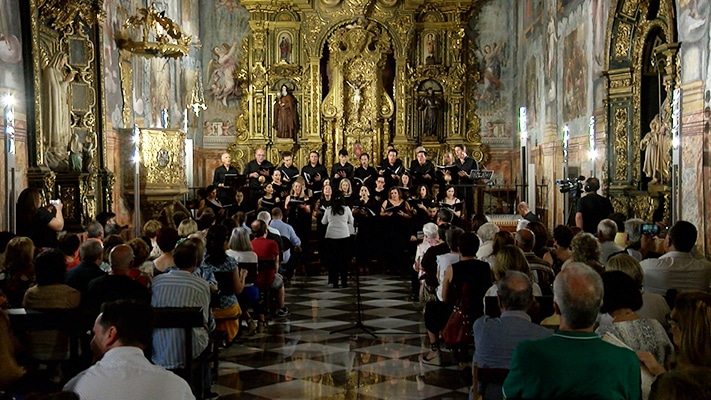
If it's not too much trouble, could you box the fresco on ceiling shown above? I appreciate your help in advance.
[562,24,587,122]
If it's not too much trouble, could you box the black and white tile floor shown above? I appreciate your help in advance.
[213,275,471,399]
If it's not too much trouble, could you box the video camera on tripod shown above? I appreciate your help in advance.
[556,176,586,197]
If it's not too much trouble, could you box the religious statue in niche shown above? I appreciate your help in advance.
[273,84,298,140]
[41,51,76,162]
[418,88,445,143]
[279,34,291,63]
[640,114,670,184]
[208,42,240,107]
[425,33,436,65]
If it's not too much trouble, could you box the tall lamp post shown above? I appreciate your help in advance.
[519,107,528,203]
[670,88,681,224]
[132,124,141,238]
[3,94,16,233]
[589,116,597,178]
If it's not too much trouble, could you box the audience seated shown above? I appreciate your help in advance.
[151,240,215,399]
[597,218,624,264]
[487,245,543,297]
[567,232,604,273]
[473,271,552,400]
[202,225,245,343]
[0,236,36,308]
[605,253,670,329]
[178,219,199,238]
[502,262,641,400]
[638,291,711,399]
[269,207,301,280]
[142,220,163,260]
[125,238,152,287]
[434,227,464,302]
[84,245,151,318]
[419,223,450,297]
[249,220,289,318]
[421,232,491,365]
[595,271,673,369]
[542,225,573,274]
[22,249,81,362]
[482,230,514,271]
[0,309,26,390]
[413,223,439,302]
[99,235,124,273]
[515,228,554,294]
[58,234,80,271]
[65,240,105,296]
[152,227,180,276]
[475,222,499,261]
[640,220,711,296]
[85,222,104,245]
[525,221,551,259]
[64,300,194,400]
[0,231,17,269]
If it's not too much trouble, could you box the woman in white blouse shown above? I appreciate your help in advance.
[321,195,354,288]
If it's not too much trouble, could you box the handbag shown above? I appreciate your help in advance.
[441,282,473,346]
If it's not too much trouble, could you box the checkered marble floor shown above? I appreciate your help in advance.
[213,275,472,399]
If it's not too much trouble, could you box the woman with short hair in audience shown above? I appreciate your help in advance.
[483,230,515,271]
[126,238,153,288]
[152,227,179,276]
[566,232,604,273]
[639,291,711,399]
[542,225,573,274]
[0,237,36,308]
[605,253,670,328]
[203,225,245,343]
[177,218,198,238]
[23,248,80,363]
[142,219,163,260]
[226,227,261,334]
[440,185,462,218]
[413,223,440,303]
[99,234,124,273]
[486,244,543,297]
[596,271,673,368]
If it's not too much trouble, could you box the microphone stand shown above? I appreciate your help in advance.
[331,231,376,338]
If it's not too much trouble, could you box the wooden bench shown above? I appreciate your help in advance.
[7,308,86,364]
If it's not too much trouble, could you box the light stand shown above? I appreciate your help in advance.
[670,88,681,224]
[132,125,141,238]
[3,94,16,233]
[562,124,571,225]
[519,107,528,203]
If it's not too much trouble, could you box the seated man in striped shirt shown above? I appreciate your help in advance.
[151,240,216,399]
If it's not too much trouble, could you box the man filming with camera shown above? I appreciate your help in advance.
[575,177,613,234]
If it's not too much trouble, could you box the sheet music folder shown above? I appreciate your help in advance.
[224,174,246,187]
[469,170,494,181]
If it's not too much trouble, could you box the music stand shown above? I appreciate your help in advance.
[224,173,246,188]
[469,169,494,181]
[331,258,377,338]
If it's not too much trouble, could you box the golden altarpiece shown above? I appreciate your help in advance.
[25,0,113,231]
[603,0,679,223]
[229,0,489,170]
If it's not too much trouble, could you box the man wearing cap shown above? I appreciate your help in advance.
[409,147,435,188]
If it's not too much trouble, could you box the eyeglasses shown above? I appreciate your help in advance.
[665,313,678,329]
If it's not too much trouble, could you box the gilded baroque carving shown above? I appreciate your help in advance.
[611,196,629,215]
[139,129,187,187]
[610,78,631,88]
[621,0,639,16]
[614,23,632,59]
[630,195,657,221]
[40,0,103,33]
[614,108,629,181]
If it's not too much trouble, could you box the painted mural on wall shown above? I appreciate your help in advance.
[0,0,24,94]
[200,0,250,140]
[469,1,516,149]
[675,0,709,83]
[545,13,558,111]
[525,56,539,129]
[102,0,127,130]
[562,25,587,122]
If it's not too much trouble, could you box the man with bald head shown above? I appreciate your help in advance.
[473,271,552,397]
[502,263,641,400]
[85,244,151,317]
[516,201,539,223]
[243,148,274,206]
[213,152,238,205]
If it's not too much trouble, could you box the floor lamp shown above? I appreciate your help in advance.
[3,94,16,233]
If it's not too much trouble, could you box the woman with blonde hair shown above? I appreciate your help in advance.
[486,244,543,296]
[177,218,198,238]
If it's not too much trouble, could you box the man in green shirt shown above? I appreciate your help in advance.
[502,262,641,400]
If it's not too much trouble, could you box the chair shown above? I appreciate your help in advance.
[152,307,215,398]
[256,259,278,315]
[472,362,509,400]
[7,308,84,363]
